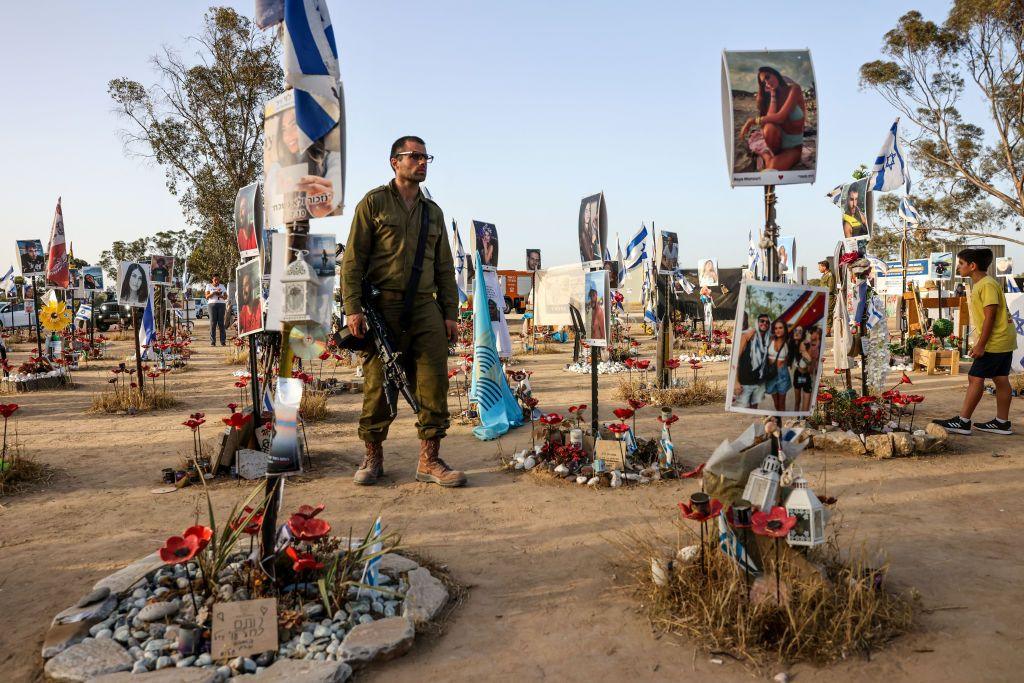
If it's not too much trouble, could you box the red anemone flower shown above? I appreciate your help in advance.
[623,358,636,368]
[901,372,912,384]
[568,404,587,414]
[817,392,832,403]
[285,546,324,573]
[447,368,459,379]
[318,351,331,361]
[0,404,19,418]
[678,498,723,523]
[626,398,647,410]
[635,360,651,370]
[227,403,239,413]
[908,394,925,404]
[183,525,212,552]
[881,389,899,400]
[287,515,331,541]
[751,507,797,538]
[294,503,325,519]
[657,414,679,426]
[853,396,876,406]
[665,358,681,369]
[539,413,564,426]
[158,535,200,564]
[229,506,263,534]
[613,408,634,420]
[524,397,539,409]
[680,463,705,479]
[606,422,630,436]
[223,412,252,429]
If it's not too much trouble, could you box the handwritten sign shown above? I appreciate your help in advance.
[211,598,278,660]
[595,440,626,471]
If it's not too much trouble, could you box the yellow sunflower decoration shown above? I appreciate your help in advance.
[40,300,73,332]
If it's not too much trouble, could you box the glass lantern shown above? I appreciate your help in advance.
[281,258,318,324]
[784,472,826,547]
[742,451,781,511]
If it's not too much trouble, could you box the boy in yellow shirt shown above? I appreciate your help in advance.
[934,248,1016,435]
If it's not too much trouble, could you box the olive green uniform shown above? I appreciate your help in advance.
[820,269,836,331]
[341,180,458,443]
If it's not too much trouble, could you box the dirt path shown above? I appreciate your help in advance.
[1,325,1022,682]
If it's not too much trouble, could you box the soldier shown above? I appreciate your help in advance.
[341,136,465,488]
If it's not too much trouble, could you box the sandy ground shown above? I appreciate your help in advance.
[1,321,1023,683]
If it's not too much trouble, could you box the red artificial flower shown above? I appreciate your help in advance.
[623,358,635,368]
[539,413,564,426]
[234,380,249,389]
[287,515,331,541]
[678,498,723,523]
[568,404,587,414]
[294,504,325,519]
[613,408,634,420]
[146,372,160,379]
[680,463,705,479]
[183,525,212,552]
[901,372,912,385]
[285,546,324,573]
[908,394,925,404]
[853,396,876,406]
[227,403,239,413]
[182,418,205,431]
[839,251,860,265]
[881,389,899,400]
[607,422,630,436]
[222,412,252,429]
[318,351,331,361]
[229,506,263,535]
[817,392,832,404]
[635,360,651,370]
[627,398,647,410]
[0,404,19,418]
[524,396,539,409]
[665,358,681,369]
[630,340,640,347]
[447,368,459,379]
[751,507,797,539]
[158,535,200,564]
[657,414,679,426]
[130,382,138,388]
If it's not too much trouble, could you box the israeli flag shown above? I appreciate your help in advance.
[0,265,12,285]
[747,229,761,275]
[870,119,910,193]
[469,252,523,440]
[615,238,626,286]
[452,220,468,304]
[138,291,156,360]
[898,196,920,226]
[283,0,341,154]
[1008,277,1021,293]
[359,516,383,597]
[75,303,92,323]
[642,263,657,323]
[826,184,844,207]
[677,275,695,294]
[624,224,648,271]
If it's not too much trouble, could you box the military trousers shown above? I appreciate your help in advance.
[358,294,450,443]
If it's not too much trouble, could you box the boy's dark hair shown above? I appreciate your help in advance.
[818,259,830,269]
[957,247,993,271]
[390,135,425,159]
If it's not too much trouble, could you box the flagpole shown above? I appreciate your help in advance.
[900,217,908,346]
[32,276,42,358]
[132,307,145,393]
[89,291,95,351]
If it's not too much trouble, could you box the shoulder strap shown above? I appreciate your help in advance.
[400,201,431,332]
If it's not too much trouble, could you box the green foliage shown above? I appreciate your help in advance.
[108,7,282,283]
[859,4,1024,241]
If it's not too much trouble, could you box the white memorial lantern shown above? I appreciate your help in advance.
[742,451,781,511]
[784,471,826,547]
[281,257,318,324]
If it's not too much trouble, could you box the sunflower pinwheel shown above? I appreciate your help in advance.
[39,300,73,332]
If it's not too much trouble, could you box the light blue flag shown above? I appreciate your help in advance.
[615,237,626,286]
[870,119,910,192]
[359,516,383,598]
[283,0,341,154]
[0,265,13,284]
[1007,277,1020,293]
[75,302,92,323]
[469,252,523,440]
[624,224,648,271]
[138,290,156,360]
[898,196,920,225]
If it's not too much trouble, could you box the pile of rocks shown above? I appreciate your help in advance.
[804,423,949,458]
[563,360,630,374]
[41,551,450,682]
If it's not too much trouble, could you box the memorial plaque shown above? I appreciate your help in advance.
[211,598,278,660]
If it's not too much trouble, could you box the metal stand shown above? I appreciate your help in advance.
[89,291,95,350]
[132,308,145,392]
[31,276,42,358]
[248,334,261,425]
[900,218,908,345]
[763,185,779,283]
[590,345,599,441]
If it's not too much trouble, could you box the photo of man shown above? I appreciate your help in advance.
[235,259,263,336]
[931,252,953,279]
[727,280,829,417]
[473,221,499,268]
[578,193,604,264]
[658,231,679,274]
[841,178,870,238]
[150,255,174,284]
[583,269,609,347]
[996,257,1014,277]
[698,258,719,286]
[16,239,46,276]
[526,249,541,271]
[235,182,262,257]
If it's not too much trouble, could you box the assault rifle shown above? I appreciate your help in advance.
[336,281,420,417]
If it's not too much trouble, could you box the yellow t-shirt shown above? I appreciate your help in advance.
[969,276,1016,353]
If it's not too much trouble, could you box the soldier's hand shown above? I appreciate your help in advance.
[348,313,367,338]
[445,319,458,344]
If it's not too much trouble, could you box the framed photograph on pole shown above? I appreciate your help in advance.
[578,192,607,267]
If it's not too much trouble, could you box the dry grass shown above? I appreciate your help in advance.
[299,388,330,421]
[108,328,134,341]
[223,346,250,365]
[1012,374,1024,394]
[615,377,725,407]
[613,520,917,669]
[0,436,55,496]
[89,386,179,414]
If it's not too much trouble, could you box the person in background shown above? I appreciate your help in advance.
[818,259,836,335]
[205,274,228,346]
[934,248,1016,435]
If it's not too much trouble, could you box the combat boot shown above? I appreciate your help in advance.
[415,438,466,487]
[354,442,384,485]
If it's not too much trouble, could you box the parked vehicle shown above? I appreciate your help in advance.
[193,298,208,318]
[0,301,32,329]
[95,301,133,331]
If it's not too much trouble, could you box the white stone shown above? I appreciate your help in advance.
[339,617,415,665]
[44,639,133,682]
[402,568,448,625]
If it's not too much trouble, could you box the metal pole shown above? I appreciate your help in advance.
[132,307,145,392]
[764,185,778,282]
[901,219,908,344]
[590,343,599,442]
[248,334,261,425]
[89,291,95,350]
[32,276,42,358]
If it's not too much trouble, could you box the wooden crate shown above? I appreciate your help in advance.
[913,347,960,376]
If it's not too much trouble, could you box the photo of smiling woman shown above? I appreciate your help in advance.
[727,280,829,417]
[117,262,151,308]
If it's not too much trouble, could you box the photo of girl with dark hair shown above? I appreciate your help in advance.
[118,262,150,308]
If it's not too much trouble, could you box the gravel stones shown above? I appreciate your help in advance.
[403,567,448,624]
[138,600,179,622]
[339,617,415,665]
[43,638,133,682]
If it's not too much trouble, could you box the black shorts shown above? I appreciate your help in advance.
[793,370,812,391]
[968,351,1013,379]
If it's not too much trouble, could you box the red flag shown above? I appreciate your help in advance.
[46,197,69,288]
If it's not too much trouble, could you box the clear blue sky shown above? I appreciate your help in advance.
[6,0,987,274]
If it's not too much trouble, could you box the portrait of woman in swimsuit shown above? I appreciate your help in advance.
[738,66,807,171]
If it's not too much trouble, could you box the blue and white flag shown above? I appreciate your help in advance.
[623,224,648,271]
[747,229,761,275]
[359,516,383,597]
[283,0,341,155]
[469,252,523,440]
[615,237,626,286]
[138,290,156,360]
[0,265,13,285]
[452,220,468,304]
[717,515,759,573]
[826,184,844,207]
[1007,277,1021,293]
[898,196,920,226]
[870,119,910,193]
[642,262,657,324]
[75,302,92,323]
